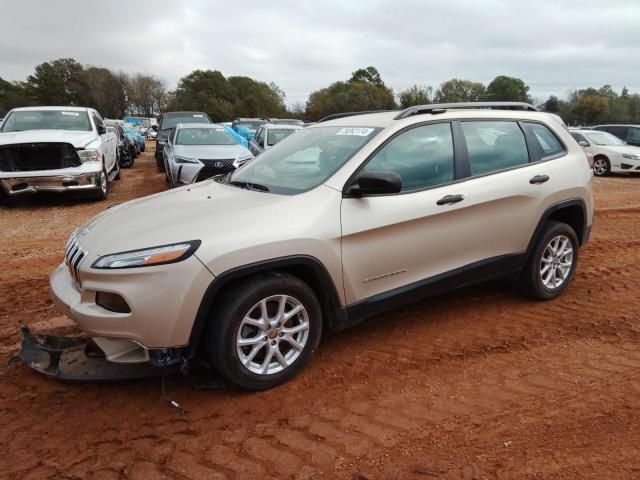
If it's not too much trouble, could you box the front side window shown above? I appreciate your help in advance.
[257,128,266,146]
[1,110,92,132]
[524,123,565,158]
[176,127,236,145]
[361,123,454,191]
[229,126,380,194]
[570,132,588,144]
[462,121,529,175]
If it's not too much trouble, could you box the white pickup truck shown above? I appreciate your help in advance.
[0,106,120,200]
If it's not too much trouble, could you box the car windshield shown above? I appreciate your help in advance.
[229,126,380,195]
[177,127,237,145]
[274,120,304,126]
[236,121,264,132]
[1,110,92,132]
[161,114,209,131]
[585,131,625,146]
[267,128,298,146]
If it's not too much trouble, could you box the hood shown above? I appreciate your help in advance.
[75,180,287,257]
[0,129,98,148]
[173,143,251,160]
[602,144,640,156]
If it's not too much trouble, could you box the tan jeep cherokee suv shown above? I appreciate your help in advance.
[39,102,593,390]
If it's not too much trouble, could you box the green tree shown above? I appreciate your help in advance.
[398,85,433,108]
[168,70,236,121]
[25,58,89,106]
[350,66,385,88]
[228,76,286,117]
[486,75,531,102]
[306,67,396,120]
[82,67,127,118]
[543,95,560,113]
[574,94,608,125]
[434,78,486,102]
[0,77,31,115]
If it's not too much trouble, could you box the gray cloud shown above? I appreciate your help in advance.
[1,0,639,106]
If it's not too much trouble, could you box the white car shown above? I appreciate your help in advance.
[569,129,640,176]
[0,106,119,199]
[248,123,302,157]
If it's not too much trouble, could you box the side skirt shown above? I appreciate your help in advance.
[343,253,527,328]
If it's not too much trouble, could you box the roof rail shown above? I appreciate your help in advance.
[394,102,538,120]
[317,110,392,123]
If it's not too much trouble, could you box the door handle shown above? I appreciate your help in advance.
[529,175,550,184]
[436,194,465,205]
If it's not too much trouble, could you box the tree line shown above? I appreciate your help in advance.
[2,59,639,126]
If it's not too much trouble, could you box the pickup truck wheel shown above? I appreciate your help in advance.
[91,168,109,201]
[518,221,578,300]
[206,273,322,390]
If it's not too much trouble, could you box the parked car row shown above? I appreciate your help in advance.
[570,128,640,176]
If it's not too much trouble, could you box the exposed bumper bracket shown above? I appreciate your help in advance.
[9,325,179,382]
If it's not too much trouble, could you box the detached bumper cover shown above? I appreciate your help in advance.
[11,325,178,382]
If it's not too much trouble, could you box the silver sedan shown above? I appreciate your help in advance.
[162,123,253,187]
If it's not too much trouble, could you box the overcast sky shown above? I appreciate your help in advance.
[1,0,638,107]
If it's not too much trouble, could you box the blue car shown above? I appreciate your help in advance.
[123,124,145,153]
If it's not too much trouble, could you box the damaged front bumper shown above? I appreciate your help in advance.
[10,325,180,382]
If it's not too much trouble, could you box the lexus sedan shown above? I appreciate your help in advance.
[163,123,253,187]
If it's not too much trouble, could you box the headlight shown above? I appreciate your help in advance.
[175,156,199,164]
[92,241,201,269]
[622,153,640,160]
[77,149,100,163]
[233,155,253,168]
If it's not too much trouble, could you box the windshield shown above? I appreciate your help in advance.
[177,127,237,145]
[274,119,304,126]
[236,121,264,132]
[161,114,210,131]
[229,126,380,194]
[585,131,625,146]
[267,128,298,146]
[1,110,92,132]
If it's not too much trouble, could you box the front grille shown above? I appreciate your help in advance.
[196,158,236,182]
[64,231,87,289]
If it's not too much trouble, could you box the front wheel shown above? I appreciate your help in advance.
[205,272,323,390]
[91,167,109,201]
[518,221,579,300]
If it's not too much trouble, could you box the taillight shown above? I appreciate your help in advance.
[586,151,594,169]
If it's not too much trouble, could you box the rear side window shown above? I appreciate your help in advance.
[461,121,529,176]
[362,122,454,191]
[524,123,565,159]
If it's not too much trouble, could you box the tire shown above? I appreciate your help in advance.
[91,167,109,201]
[140,142,145,152]
[205,272,323,390]
[114,153,121,180]
[129,147,136,166]
[593,156,610,176]
[156,152,165,172]
[518,221,579,300]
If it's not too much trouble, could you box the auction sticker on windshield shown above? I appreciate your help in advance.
[336,127,374,136]
[61,112,80,116]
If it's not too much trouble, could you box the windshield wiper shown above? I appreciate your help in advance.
[228,180,270,192]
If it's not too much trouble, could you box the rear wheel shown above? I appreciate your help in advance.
[518,221,579,300]
[205,273,322,390]
[593,156,610,176]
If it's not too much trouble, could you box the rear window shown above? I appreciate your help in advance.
[160,113,210,131]
[461,121,529,175]
[524,123,565,158]
[1,110,92,132]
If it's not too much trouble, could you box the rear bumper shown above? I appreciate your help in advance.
[0,170,101,195]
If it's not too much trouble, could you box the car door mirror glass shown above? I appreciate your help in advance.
[347,170,402,197]
[578,140,589,147]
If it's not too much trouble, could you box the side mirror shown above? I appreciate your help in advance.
[346,170,402,197]
[97,125,107,135]
[578,140,589,147]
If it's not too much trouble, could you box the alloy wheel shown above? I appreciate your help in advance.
[236,294,309,375]
[593,158,608,176]
[540,234,574,289]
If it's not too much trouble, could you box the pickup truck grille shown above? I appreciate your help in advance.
[0,143,81,172]
[196,158,236,182]
[64,231,87,289]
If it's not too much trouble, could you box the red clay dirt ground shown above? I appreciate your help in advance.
[1,144,640,479]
